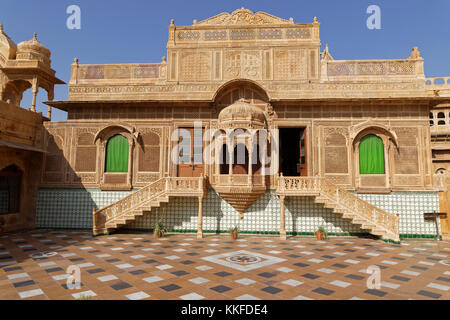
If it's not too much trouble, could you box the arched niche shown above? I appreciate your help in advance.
[352,126,398,192]
[94,123,139,190]
[213,79,270,108]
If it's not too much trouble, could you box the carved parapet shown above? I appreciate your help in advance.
[325,59,424,81]
[69,63,164,86]
[425,76,450,96]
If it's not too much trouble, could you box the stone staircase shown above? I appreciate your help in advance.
[277,176,400,242]
[93,176,205,236]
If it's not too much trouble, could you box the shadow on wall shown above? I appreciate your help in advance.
[36,126,97,229]
[285,196,366,236]
[125,190,226,234]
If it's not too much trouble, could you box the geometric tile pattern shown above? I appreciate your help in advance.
[0,230,449,300]
[36,189,133,229]
[355,191,440,235]
[36,188,440,235]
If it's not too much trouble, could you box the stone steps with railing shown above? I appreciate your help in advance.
[277,175,400,242]
[93,176,205,235]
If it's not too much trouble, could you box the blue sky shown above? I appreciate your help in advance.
[1,0,449,121]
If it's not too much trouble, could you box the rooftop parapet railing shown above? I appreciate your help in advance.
[70,59,167,84]
[322,59,425,81]
[425,76,450,90]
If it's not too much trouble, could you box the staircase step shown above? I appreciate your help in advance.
[159,196,169,203]
[114,219,126,226]
[352,218,367,225]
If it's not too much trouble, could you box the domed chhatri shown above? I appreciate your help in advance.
[218,98,266,129]
[16,32,51,65]
[0,24,17,64]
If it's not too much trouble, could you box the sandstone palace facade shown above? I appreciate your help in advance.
[1,9,450,242]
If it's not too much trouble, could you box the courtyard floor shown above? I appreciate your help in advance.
[0,230,449,300]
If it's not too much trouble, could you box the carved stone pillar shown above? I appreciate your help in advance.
[279,195,287,240]
[47,88,54,120]
[197,196,203,239]
[248,137,253,184]
[31,86,38,112]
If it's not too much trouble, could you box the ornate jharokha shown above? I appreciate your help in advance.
[21,7,448,242]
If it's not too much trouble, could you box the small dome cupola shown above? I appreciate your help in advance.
[16,32,51,66]
[218,98,266,129]
[0,24,17,65]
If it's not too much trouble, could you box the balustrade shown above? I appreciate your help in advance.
[277,175,399,238]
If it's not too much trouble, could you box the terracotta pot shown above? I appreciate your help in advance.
[231,232,238,240]
[315,232,323,240]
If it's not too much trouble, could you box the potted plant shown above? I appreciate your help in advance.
[153,219,166,238]
[0,217,5,235]
[228,225,239,240]
[315,225,328,240]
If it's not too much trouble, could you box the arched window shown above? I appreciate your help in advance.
[105,135,129,172]
[359,134,385,174]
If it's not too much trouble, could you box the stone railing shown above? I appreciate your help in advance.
[277,176,399,239]
[425,76,450,90]
[93,176,204,234]
[277,175,321,195]
[320,179,399,237]
[70,62,166,84]
[174,26,316,42]
[323,59,423,81]
[167,176,206,196]
[214,174,266,186]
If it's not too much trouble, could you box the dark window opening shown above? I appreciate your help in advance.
[0,165,22,214]
[220,144,229,174]
[279,128,306,176]
[232,143,248,174]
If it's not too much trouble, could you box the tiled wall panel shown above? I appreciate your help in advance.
[354,191,440,235]
[36,188,440,236]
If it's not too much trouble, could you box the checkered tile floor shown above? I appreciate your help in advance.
[0,230,449,300]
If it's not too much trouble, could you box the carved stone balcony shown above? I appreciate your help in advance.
[212,174,267,218]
